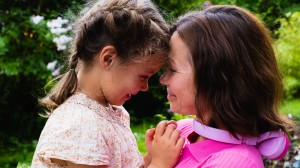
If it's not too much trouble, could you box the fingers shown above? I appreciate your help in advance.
[146,128,156,141]
[176,136,185,148]
[163,124,177,139]
[149,121,184,168]
[154,120,184,147]
[154,121,168,137]
[167,120,177,127]
[145,128,156,149]
[155,120,178,137]
[169,128,181,143]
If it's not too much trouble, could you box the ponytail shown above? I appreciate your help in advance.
[40,52,79,113]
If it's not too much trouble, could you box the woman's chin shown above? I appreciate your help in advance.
[170,106,183,115]
[170,106,196,116]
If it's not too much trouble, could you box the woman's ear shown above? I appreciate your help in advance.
[98,45,118,70]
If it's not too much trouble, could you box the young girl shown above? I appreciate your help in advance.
[152,5,294,167]
[31,0,183,167]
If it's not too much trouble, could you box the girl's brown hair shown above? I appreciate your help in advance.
[172,5,293,136]
[41,0,170,112]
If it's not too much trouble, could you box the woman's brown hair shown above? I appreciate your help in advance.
[171,5,293,136]
[40,0,170,113]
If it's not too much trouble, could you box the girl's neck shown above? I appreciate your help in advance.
[77,88,108,107]
[77,69,108,107]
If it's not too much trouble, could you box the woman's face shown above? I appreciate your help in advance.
[160,32,197,115]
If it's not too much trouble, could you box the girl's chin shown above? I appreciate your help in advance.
[110,99,126,106]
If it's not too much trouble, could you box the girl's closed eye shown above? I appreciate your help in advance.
[140,75,150,81]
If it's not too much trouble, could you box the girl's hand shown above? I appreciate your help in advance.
[144,120,178,167]
[145,120,178,151]
[147,121,184,168]
[144,128,156,167]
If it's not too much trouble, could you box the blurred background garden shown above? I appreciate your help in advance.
[0,0,300,167]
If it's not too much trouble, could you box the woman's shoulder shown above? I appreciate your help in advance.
[219,144,261,158]
[207,145,264,168]
[176,118,194,137]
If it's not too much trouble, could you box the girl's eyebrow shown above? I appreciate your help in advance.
[147,70,155,75]
[146,67,159,75]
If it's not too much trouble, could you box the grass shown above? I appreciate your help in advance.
[280,99,300,120]
[131,121,156,155]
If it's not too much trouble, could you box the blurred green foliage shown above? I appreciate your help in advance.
[276,12,300,100]
[0,137,36,168]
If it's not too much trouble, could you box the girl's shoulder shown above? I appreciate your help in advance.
[53,92,110,118]
[53,98,98,120]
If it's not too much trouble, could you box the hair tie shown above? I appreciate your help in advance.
[69,69,75,72]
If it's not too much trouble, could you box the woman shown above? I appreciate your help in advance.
[152,5,293,168]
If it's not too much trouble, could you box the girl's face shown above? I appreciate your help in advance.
[102,56,163,106]
[160,32,197,115]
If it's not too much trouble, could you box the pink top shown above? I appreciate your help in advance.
[175,119,264,168]
[31,92,144,168]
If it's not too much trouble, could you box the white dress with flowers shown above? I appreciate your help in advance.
[31,92,144,168]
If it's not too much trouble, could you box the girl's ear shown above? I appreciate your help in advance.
[98,45,118,70]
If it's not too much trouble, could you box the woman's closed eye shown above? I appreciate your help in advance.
[165,67,177,74]
[169,68,177,73]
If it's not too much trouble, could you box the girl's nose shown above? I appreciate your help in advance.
[140,83,148,91]
[160,72,168,85]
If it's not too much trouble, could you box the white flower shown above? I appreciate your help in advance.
[203,1,212,8]
[50,26,72,35]
[47,17,69,29]
[31,15,44,24]
[57,44,67,51]
[284,161,290,167]
[288,113,293,119]
[47,16,73,51]
[52,67,61,76]
[53,35,73,51]
[295,152,300,160]
[293,135,298,140]
[46,60,58,70]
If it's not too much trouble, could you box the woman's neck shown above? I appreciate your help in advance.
[193,116,226,143]
[188,132,207,143]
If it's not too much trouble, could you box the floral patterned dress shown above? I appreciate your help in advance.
[31,92,144,168]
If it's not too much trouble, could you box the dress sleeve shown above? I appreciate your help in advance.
[36,104,111,166]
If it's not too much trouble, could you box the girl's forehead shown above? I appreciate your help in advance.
[121,55,164,72]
